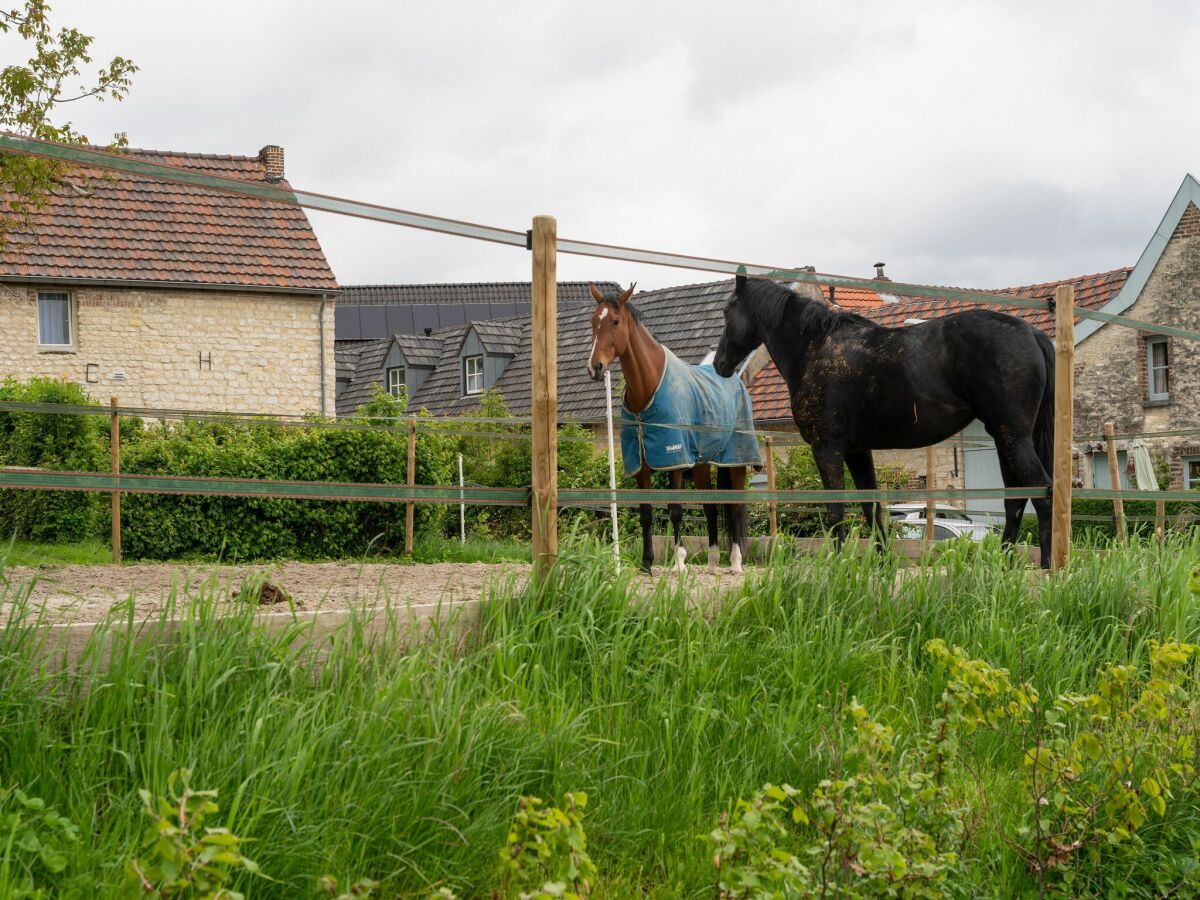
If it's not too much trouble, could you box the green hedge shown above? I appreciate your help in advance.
[0,378,108,542]
[120,390,454,561]
[1016,498,1200,543]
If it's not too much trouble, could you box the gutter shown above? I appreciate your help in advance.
[319,293,329,417]
[0,274,339,297]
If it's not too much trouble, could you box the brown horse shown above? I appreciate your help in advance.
[587,283,751,575]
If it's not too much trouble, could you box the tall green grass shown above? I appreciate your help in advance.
[1,536,1198,896]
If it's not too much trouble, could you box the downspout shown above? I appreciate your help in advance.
[319,293,328,417]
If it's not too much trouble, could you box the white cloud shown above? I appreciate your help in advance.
[45,0,1200,291]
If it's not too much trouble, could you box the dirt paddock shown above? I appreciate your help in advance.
[1,559,742,626]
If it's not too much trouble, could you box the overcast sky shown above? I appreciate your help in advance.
[33,1,1200,291]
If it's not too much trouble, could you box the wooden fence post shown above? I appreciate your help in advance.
[765,435,777,538]
[1051,283,1075,571]
[531,215,558,578]
[110,397,121,564]
[924,445,936,543]
[405,415,416,556]
[1103,421,1127,545]
[1156,500,1166,540]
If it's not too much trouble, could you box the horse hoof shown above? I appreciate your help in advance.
[730,543,743,576]
[674,545,688,575]
[707,548,719,576]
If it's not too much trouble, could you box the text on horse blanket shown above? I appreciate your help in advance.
[620,349,761,475]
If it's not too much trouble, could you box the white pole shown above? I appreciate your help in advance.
[458,453,465,545]
[604,370,620,572]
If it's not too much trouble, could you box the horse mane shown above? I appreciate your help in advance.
[741,277,874,338]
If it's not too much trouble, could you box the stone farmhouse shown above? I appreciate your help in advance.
[0,144,338,415]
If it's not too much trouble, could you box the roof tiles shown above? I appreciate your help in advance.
[0,146,337,292]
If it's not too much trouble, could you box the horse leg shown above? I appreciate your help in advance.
[726,466,748,575]
[996,436,1052,569]
[636,467,655,574]
[669,469,687,575]
[995,455,1029,547]
[844,449,886,552]
[812,445,849,547]
[695,464,720,574]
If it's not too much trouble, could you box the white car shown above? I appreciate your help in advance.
[887,503,995,542]
[893,518,992,543]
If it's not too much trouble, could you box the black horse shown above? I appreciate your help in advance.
[713,276,1055,567]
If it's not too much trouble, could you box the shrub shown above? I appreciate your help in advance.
[121,388,454,561]
[450,391,614,543]
[0,378,108,542]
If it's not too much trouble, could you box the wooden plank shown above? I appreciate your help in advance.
[531,215,558,577]
[1052,284,1075,571]
[765,436,777,537]
[924,445,935,542]
[404,415,416,556]
[1104,421,1127,545]
[110,397,121,564]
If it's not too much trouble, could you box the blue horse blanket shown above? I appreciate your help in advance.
[621,349,762,476]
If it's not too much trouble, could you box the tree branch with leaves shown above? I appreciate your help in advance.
[0,0,136,250]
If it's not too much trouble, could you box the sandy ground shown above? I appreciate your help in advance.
[1,559,740,626]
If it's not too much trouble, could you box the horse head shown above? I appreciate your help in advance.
[713,275,761,377]
[587,282,636,380]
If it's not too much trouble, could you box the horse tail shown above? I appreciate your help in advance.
[1034,330,1055,480]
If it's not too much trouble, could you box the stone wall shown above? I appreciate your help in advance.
[1074,201,1200,487]
[0,284,336,416]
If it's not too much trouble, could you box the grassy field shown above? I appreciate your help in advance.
[2,536,1200,897]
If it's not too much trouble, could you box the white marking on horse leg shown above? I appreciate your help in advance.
[707,546,719,575]
[675,544,687,575]
[730,542,743,576]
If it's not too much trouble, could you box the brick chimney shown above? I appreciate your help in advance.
[873,261,891,282]
[259,145,285,182]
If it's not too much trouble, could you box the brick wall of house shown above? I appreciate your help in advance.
[0,284,336,416]
[1073,201,1200,487]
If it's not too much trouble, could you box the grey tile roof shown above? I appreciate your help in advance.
[335,281,622,340]
[393,333,442,368]
[335,344,364,382]
[335,338,392,417]
[336,279,736,421]
[406,279,732,421]
[472,319,524,356]
[405,325,479,415]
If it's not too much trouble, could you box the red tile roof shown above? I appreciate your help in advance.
[748,268,1132,421]
[0,147,337,292]
[821,283,884,309]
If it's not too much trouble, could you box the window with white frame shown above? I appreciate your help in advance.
[463,355,484,395]
[386,366,405,398]
[1185,457,1200,490]
[37,292,73,348]
[1147,337,1169,401]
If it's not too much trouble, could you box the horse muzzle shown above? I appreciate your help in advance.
[588,361,605,381]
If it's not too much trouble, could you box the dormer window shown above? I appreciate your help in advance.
[463,355,484,395]
[387,365,405,397]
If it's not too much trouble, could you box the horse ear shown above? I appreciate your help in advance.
[618,283,636,306]
[589,283,605,304]
[735,274,747,297]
